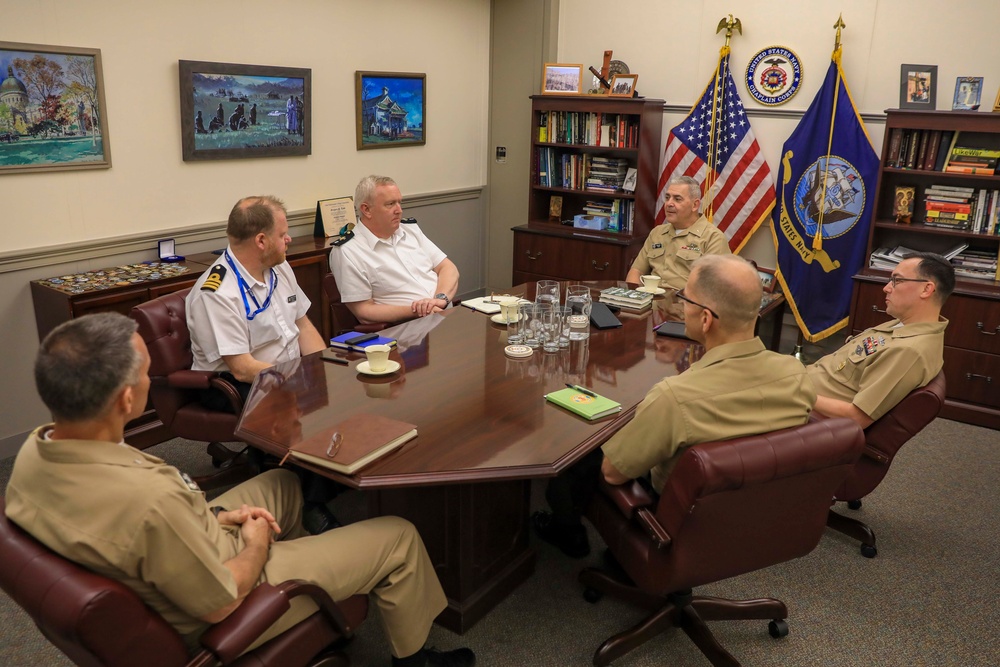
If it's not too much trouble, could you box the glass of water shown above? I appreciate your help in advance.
[565,285,592,341]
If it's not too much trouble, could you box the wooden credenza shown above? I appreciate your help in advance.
[29,236,335,447]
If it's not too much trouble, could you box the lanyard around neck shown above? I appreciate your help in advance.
[224,251,276,321]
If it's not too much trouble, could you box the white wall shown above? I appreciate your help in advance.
[1,0,491,253]
[0,0,492,452]
[557,0,1000,264]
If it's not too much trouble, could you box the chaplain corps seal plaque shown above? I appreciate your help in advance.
[745,46,802,106]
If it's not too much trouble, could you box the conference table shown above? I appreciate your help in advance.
[235,282,706,632]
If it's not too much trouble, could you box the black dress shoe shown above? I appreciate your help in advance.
[302,503,342,535]
[531,511,590,558]
[392,647,475,667]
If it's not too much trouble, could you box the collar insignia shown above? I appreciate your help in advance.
[179,472,201,492]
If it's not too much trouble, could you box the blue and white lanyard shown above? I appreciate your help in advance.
[224,251,276,321]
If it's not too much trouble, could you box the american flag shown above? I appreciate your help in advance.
[654,53,775,253]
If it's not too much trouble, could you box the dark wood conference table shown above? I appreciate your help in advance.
[235,282,706,632]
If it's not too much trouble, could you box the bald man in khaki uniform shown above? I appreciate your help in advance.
[5,313,474,667]
[534,255,815,558]
[626,176,730,291]
[808,252,953,429]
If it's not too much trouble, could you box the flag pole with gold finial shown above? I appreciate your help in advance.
[706,14,742,223]
[812,14,847,253]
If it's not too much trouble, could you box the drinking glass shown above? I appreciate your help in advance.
[524,303,548,349]
[556,306,572,348]
[540,305,561,352]
[565,285,592,340]
[536,280,560,307]
[507,303,529,344]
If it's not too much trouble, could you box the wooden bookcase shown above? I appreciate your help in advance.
[512,95,663,285]
[849,109,1000,429]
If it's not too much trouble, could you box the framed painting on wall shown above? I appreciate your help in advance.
[355,71,426,150]
[0,41,112,175]
[179,60,311,161]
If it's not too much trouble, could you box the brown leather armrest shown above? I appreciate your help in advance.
[166,370,216,390]
[199,583,290,663]
[860,445,890,465]
[636,508,672,550]
[598,478,655,519]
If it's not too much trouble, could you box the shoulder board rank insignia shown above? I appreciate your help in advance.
[400,217,417,224]
[331,222,355,247]
[201,264,227,292]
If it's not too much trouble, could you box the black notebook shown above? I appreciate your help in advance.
[589,302,622,329]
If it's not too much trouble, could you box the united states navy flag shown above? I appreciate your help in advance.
[771,47,879,342]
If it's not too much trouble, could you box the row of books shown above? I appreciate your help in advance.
[582,199,634,234]
[923,184,1000,234]
[598,286,653,311]
[868,243,968,270]
[537,111,640,148]
[885,129,1000,174]
[536,149,631,192]
[951,248,999,281]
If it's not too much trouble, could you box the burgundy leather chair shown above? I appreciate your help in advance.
[321,273,386,336]
[826,370,946,558]
[579,418,865,667]
[131,289,250,489]
[0,498,368,667]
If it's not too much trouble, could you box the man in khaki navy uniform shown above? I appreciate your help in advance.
[5,313,475,667]
[626,175,731,291]
[328,175,459,325]
[808,252,953,429]
[186,195,340,535]
[534,255,815,558]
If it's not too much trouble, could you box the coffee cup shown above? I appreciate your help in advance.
[496,296,521,323]
[641,274,660,291]
[365,344,392,372]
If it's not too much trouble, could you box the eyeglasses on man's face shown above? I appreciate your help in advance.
[676,289,719,319]
[888,275,930,288]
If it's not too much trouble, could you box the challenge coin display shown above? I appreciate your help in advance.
[35,262,190,294]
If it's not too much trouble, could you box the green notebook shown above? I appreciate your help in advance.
[545,387,622,420]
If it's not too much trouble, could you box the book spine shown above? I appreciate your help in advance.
[915,131,930,170]
[887,128,904,166]
[934,131,953,171]
[922,130,941,170]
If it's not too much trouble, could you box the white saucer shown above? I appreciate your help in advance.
[491,313,522,324]
[356,360,401,376]
[637,286,667,295]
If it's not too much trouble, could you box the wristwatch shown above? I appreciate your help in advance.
[435,292,451,307]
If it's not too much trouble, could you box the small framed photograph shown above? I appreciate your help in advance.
[179,60,310,161]
[608,73,638,98]
[542,63,583,95]
[756,266,777,294]
[899,64,937,110]
[952,77,983,111]
[355,71,426,150]
[894,186,915,224]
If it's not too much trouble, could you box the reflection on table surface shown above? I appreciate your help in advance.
[236,282,703,489]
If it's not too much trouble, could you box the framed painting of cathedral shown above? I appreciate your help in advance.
[179,60,311,161]
[355,71,426,150]
[0,41,111,175]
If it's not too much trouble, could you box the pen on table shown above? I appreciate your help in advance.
[566,383,597,397]
[322,355,349,366]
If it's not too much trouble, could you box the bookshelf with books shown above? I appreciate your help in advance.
[850,108,1000,429]
[512,95,663,284]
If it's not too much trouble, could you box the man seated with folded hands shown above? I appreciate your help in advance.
[534,254,816,557]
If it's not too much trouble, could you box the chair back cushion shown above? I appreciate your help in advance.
[593,418,864,595]
[0,499,189,667]
[132,288,193,378]
[834,370,946,501]
[322,272,360,335]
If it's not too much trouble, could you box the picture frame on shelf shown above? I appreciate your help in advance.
[756,266,777,294]
[952,77,983,111]
[355,71,426,150]
[178,60,310,162]
[0,41,112,175]
[994,88,1000,112]
[899,64,937,110]
[608,73,638,98]
[541,63,584,95]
